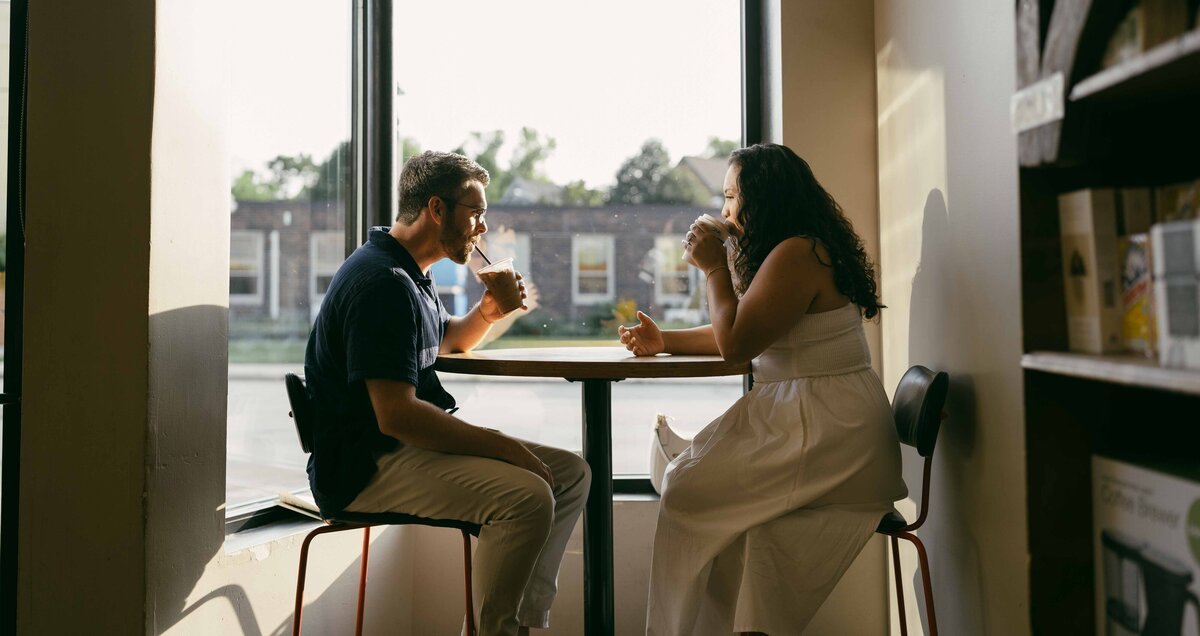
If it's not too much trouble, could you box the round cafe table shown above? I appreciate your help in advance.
[435,346,749,636]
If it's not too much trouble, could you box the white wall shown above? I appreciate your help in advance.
[19,2,406,633]
[776,0,884,374]
[875,1,1028,634]
[772,1,892,630]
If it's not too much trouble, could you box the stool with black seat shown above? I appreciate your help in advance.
[284,372,481,636]
[878,365,949,636]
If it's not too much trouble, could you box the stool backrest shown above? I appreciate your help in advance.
[285,373,314,454]
[892,365,949,458]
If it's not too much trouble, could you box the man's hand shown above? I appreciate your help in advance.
[478,272,529,324]
[618,310,665,356]
[502,438,555,488]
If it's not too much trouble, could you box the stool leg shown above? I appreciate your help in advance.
[355,527,371,636]
[294,526,328,636]
[890,535,908,636]
[901,531,937,636]
[462,529,476,636]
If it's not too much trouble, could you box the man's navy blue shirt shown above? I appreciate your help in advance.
[303,227,456,515]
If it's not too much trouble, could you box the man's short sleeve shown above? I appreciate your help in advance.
[343,277,421,385]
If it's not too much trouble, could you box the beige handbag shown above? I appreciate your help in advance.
[650,414,692,495]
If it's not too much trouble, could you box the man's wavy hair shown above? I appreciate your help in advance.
[396,151,490,224]
[728,143,884,319]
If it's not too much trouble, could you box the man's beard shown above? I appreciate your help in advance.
[441,227,476,264]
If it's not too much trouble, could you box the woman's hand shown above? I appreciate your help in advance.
[618,310,665,356]
[683,220,727,275]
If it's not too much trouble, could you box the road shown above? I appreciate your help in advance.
[227,366,744,507]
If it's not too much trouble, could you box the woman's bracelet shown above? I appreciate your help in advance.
[478,304,497,324]
[705,265,730,279]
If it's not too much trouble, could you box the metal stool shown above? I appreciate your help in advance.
[286,373,481,636]
[877,365,949,636]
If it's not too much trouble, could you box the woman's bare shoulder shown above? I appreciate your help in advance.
[767,235,831,270]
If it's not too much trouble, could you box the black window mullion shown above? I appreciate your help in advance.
[2,0,29,630]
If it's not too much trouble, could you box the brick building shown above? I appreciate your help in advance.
[228,157,726,337]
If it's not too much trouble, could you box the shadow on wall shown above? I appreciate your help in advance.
[905,189,985,634]
[145,305,266,634]
[144,305,375,635]
[173,585,264,636]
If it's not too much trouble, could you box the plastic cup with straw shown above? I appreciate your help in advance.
[475,245,523,314]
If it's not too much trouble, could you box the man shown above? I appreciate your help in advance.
[304,151,590,636]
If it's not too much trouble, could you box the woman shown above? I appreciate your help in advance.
[619,143,907,636]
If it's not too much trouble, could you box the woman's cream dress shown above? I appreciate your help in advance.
[647,302,908,635]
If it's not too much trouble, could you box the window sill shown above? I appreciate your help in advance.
[224,509,322,554]
[223,478,660,552]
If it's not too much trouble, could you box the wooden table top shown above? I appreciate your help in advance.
[435,346,750,380]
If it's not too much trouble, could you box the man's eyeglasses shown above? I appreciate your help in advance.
[441,197,487,217]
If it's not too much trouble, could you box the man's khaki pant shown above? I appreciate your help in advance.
[344,440,590,636]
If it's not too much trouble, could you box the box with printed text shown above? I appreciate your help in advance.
[1093,455,1200,636]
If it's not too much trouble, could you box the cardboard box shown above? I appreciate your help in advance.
[1150,220,1200,370]
[1093,456,1200,636]
[1060,189,1123,353]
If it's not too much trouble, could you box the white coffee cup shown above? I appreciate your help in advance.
[694,214,730,241]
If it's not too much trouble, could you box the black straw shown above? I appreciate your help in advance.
[475,244,493,265]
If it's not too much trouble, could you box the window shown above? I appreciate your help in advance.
[229,231,264,305]
[227,0,352,512]
[572,235,615,304]
[310,230,342,317]
[654,235,695,306]
[395,0,742,477]
[430,259,468,316]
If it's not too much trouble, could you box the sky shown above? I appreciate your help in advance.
[231,0,741,189]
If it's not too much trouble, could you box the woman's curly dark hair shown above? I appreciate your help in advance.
[729,143,884,319]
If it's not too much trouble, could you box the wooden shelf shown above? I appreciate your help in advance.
[1022,351,1200,396]
[1070,28,1200,103]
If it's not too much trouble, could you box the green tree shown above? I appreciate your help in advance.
[231,169,281,201]
[232,152,322,202]
[704,137,738,159]
[609,139,707,205]
[508,127,556,183]
[562,179,606,207]
[455,128,557,202]
[308,141,351,202]
[267,153,319,198]
[455,130,508,200]
[660,164,711,206]
[610,139,671,205]
[399,136,422,165]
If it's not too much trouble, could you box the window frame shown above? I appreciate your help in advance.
[229,230,266,306]
[225,0,370,529]
[309,229,344,315]
[227,0,764,528]
[571,233,616,305]
[653,235,697,306]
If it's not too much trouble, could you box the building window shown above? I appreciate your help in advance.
[230,231,265,305]
[227,0,353,513]
[310,230,343,316]
[572,234,615,304]
[431,259,468,316]
[654,235,696,306]
[394,0,742,478]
